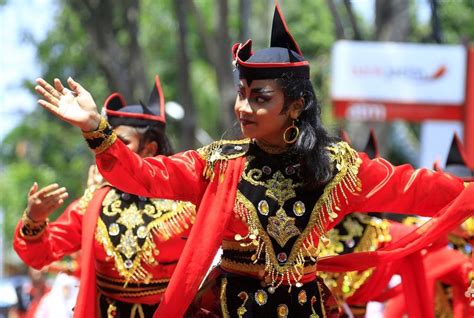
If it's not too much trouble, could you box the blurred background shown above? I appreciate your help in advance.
[0,0,473,315]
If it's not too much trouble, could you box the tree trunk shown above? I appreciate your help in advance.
[189,0,236,136]
[343,0,363,40]
[174,0,196,149]
[326,0,346,39]
[239,0,251,41]
[375,0,410,41]
[68,0,147,102]
[430,0,442,43]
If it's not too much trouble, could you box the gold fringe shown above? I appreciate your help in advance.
[233,141,362,292]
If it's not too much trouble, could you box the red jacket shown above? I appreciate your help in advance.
[95,138,472,318]
[14,185,193,318]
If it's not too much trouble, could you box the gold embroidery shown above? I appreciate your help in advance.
[237,292,249,317]
[198,139,250,181]
[96,189,195,284]
[319,215,391,299]
[234,141,362,292]
[107,303,117,318]
[310,296,320,318]
[220,277,230,318]
[267,209,301,247]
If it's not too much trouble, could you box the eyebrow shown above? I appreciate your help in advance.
[250,87,275,93]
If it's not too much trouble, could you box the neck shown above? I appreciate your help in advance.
[254,139,289,154]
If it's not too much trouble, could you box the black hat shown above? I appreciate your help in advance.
[362,129,379,159]
[338,129,352,145]
[232,1,310,82]
[103,75,166,128]
[442,133,474,180]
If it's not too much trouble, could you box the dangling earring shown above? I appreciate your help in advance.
[283,119,300,144]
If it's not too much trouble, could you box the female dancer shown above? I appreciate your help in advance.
[14,76,195,318]
[33,4,473,317]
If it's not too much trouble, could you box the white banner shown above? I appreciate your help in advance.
[331,41,467,105]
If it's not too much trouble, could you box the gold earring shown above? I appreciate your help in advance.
[283,120,299,144]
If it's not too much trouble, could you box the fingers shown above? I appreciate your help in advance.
[28,182,38,196]
[35,183,60,199]
[67,77,86,95]
[43,186,68,200]
[38,99,60,115]
[53,78,66,95]
[42,191,68,208]
[35,85,59,106]
[36,78,62,99]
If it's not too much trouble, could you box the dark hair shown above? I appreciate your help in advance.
[276,74,337,191]
[135,124,174,156]
[110,121,174,156]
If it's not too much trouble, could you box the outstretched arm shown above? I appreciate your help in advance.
[35,77,101,131]
[13,183,82,269]
[35,77,208,204]
[352,153,466,217]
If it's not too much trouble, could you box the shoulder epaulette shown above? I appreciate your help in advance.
[77,182,108,215]
[197,138,250,181]
[308,141,363,240]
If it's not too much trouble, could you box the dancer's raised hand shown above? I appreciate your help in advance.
[35,77,101,131]
[26,182,69,222]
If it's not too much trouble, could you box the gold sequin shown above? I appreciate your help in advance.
[277,304,289,318]
[298,289,307,305]
[293,201,306,216]
[254,289,268,306]
[258,200,270,216]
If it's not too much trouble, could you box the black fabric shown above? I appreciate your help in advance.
[106,94,126,111]
[221,272,327,318]
[446,135,465,167]
[237,143,322,264]
[104,76,165,127]
[237,48,309,81]
[98,293,158,318]
[362,131,378,160]
[270,7,299,54]
[233,4,310,82]
[108,115,164,128]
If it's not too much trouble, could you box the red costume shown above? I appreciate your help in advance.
[88,5,472,316]
[14,183,194,318]
[14,76,196,318]
[91,135,471,317]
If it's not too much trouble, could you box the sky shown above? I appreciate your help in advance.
[0,0,57,142]
[0,0,432,143]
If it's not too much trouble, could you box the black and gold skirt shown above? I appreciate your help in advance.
[219,271,338,318]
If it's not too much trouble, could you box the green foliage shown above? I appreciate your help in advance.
[3,0,474,253]
[438,0,474,44]
[0,110,92,246]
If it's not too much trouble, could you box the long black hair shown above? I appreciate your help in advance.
[277,73,337,191]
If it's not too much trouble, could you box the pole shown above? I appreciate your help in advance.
[464,46,474,168]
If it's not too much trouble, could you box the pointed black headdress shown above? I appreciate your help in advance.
[232,1,310,81]
[363,129,380,159]
[103,75,166,128]
[436,133,474,181]
[444,134,473,179]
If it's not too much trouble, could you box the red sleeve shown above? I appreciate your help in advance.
[13,200,83,270]
[351,153,465,216]
[96,139,207,205]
